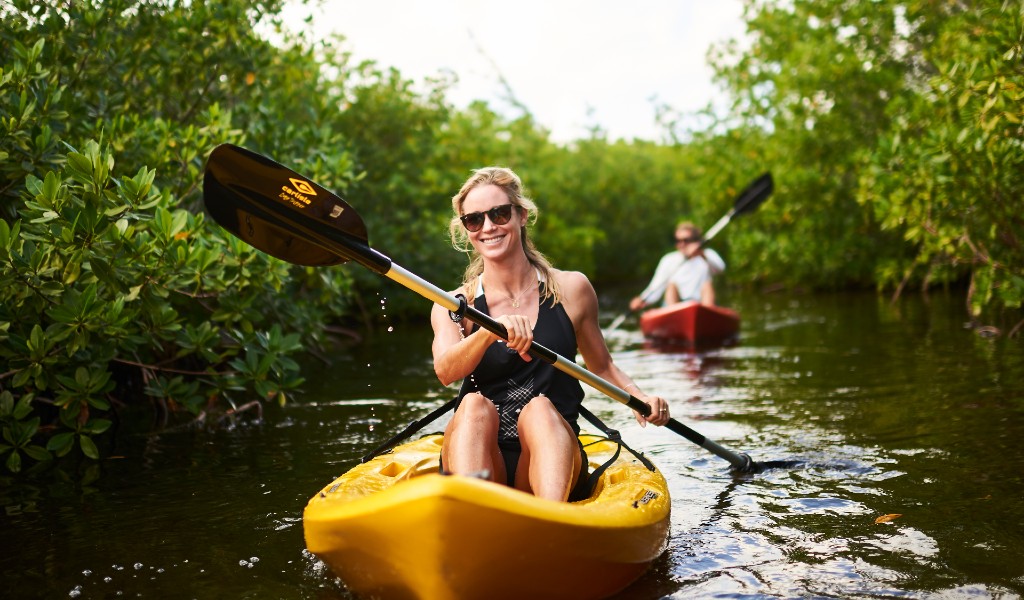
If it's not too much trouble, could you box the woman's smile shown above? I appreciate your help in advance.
[479,231,508,246]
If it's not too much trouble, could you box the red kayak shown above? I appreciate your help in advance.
[639,301,740,343]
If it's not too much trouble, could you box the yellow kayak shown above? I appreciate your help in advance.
[303,433,671,600]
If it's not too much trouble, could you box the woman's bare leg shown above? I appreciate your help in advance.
[441,392,507,484]
[515,396,581,501]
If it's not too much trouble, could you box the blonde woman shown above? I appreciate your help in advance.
[430,167,670,502]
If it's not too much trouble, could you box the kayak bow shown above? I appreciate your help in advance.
[303,433,671,600]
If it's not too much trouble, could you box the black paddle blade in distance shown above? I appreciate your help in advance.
[733,172,773,217]
[203,144,367,267]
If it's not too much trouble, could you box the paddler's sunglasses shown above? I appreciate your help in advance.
[675,236,700,245]
[460,204,515,232]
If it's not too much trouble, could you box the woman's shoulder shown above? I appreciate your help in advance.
[548,269,598,327]
[550,268,592,290]
[550,269,597,310]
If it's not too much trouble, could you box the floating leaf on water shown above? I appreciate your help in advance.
[875,513,902,524]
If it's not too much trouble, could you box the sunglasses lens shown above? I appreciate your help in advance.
[461,213,485,231]
[489,204,512,225]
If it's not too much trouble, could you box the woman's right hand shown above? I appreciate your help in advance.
[494,313,534,362]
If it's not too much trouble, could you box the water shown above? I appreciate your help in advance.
[2,290,1023,598]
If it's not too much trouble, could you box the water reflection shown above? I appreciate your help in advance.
[3,291,1023,598]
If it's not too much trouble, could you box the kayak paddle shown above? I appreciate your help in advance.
[202,143,781,473]
[606,172,773,332]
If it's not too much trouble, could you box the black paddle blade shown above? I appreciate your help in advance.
[203,144,367,267]
[732,172,773,217]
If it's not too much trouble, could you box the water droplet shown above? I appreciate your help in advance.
[82,570,92,577]
[369,425,375,432]
[104,577,112,583]
[239,559,249,567]
[249,557,259,564]
[69,585,83,598]
[134,563,143,570]
[387,326,394,332]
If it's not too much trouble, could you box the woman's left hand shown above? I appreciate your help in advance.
[633,394,670,427]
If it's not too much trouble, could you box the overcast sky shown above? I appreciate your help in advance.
[280,0,748,143]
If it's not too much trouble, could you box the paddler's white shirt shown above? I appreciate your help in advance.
[638,248,725,305]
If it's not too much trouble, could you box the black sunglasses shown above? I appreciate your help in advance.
[675,236,700,244]
[460,204,515,232]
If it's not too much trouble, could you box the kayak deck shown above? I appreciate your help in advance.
[303,433,670,600]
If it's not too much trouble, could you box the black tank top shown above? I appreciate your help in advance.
[456,283,585,443]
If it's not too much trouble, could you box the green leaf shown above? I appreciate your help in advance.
[12,369,33,388]
[46,432,75,456]
[0,391,12,417]
[41,171,61,201]
[13,417,40,445]
[6,450,22,473]
[86,396,111,410]
[13,394,34,420]
[79,435,99,460]
[66,151,94,183]
[85,419,112,435]
[24,445,51,462]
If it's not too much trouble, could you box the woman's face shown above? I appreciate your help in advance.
[461,184,523,259]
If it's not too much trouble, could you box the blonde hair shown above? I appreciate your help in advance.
[449,167,561,305]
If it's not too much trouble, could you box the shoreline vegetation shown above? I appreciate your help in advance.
[1,0,1021,473]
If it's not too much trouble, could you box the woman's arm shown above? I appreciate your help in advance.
[431,301,490,386]
[430,298,535,386]
[557,271,670,426]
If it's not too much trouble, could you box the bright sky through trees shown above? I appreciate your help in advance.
[281,0,747,142]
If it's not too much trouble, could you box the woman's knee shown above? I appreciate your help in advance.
[518,396,564,431]
[454,393,498,424]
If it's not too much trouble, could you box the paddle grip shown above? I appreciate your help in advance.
[461,304,559,364]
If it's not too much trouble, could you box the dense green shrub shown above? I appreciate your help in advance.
[0,139,335,471]
[861,1,1024,324]
[0,0,361,473]
[710,0,1023,331]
